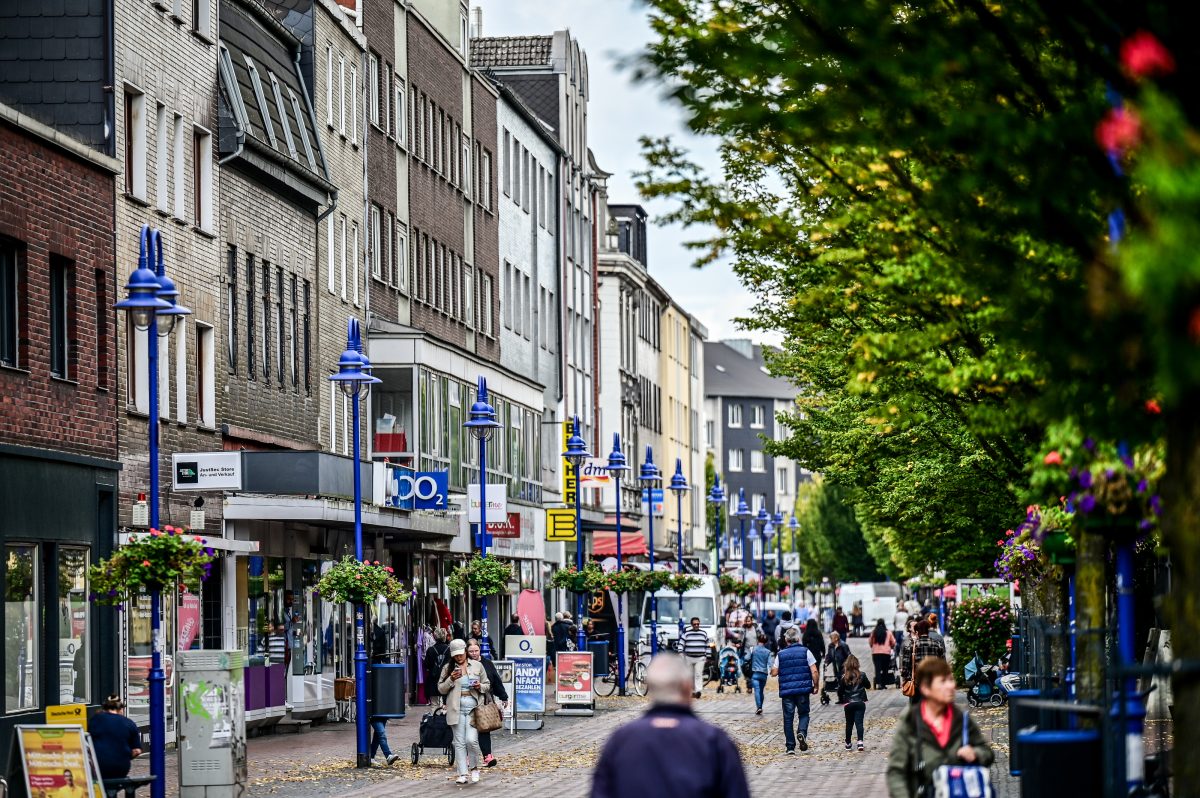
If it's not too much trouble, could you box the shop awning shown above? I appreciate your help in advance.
[592,530,647,556]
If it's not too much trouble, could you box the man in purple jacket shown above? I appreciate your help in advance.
[590,654,750,798]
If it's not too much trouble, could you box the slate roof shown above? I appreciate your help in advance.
[470,36,553,69]
[704,340,797,400]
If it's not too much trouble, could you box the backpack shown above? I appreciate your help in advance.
[429,643,449,678]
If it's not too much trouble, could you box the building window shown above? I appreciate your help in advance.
[155,104,168,211]
[370,205,381,279]
[173,115,187,219]
[754,493,767,513]
[0,242,18,368]
[49,256,72,379]
[460,12,468,55]
[269,74,297,160]
[289,89,317,169]
[193,128,213,231]
[197,323,215,427]
[339,215,347,300]
[395,79,406,148]
[261,261,271,382]
[750,450,765,473]
[751,404,765,428]
[351,221,360,305]
[384,62,392,137]
[705,420,714,448]
[303,280,311,395]
[482,274,493,337]
[326,215,335,294]
[350,64,358,144]
[396,224,407,292]
[124,88,147,199]
[289,275,297,387]
[175,320,188,423]
[244,56,277,149]
[325,44,334,126]
[58,547,89,703]
[226,246,237,373]
[94,268,108,389]
[461,135,472,197]
[728,448,744,472]
[245,254,255,379]
[338,56,346,135]
[368,53,379,127]
[192,0,211,39]
[481,150,491,211]
[127,317,148,410]
[5,544,39,712]
[502,130,510,196]
[275,267,284,385]
[727,403,742,428]
[777,466,790,494]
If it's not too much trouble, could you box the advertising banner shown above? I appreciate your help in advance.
[554,652,593,705]
[172,452,243,491]
[44,705,87,730]
[511,656,546,714]
[504,635,546,659]
[15,725,99,798]
[466,484,507,523]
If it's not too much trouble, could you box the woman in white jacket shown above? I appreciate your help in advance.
[438,638,491,784]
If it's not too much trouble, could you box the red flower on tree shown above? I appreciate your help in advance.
[1095,108,1141,155]
[1120,31,1175,80]
[1043,451,1063,466]
[1145,399,1162,415]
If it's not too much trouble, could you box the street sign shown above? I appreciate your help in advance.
[467,484,507,523]
[546,508,576,541]
[784,552,800,571]
[385,468,448,510]
[44,704,87,730]
[512,656,546,714]
[172,452,243,490]
[641,487,664,517]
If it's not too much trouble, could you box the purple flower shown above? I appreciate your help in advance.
[1137,479,1148,494]
[1084,438,1096,452]
[1079,495,1097,513]
[1066,499,1076,514]
[1078,471,1093,489]
[108,589,118,597]
[1139,519,1154,532]
[1105,468,1116,480]
[1150,495,1162,516]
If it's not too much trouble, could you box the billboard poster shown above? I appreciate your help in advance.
[511,656,545,714]
[15,725,99,798]
[555,652,593,705]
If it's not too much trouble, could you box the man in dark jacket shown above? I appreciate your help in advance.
[760,610,780,651]
[502,614,523,658]
[591,654,749,798]
[770,627,819,754]
[551,612,575,652]
[422,628,451,702]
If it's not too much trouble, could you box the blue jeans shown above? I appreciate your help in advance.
[369,719,392,759]
[751,673,767,710]
[781,693,811,750]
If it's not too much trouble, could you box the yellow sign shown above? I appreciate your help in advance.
[546,508,577,541]
[562,419,576,507]
[46,704,88,730]
[16,725,100,798]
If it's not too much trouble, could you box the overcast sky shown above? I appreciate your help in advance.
[473,0,769,344]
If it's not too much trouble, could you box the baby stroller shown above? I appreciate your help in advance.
[410,705,455,765]
[965,654,1005,707]
[819,660,840,706]
[716,645,742,694]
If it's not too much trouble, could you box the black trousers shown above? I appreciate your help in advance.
[872,653,892,687]
[479,730,492,757]
[844,701,865,742]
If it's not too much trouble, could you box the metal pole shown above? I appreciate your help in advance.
[615,473,626,695]
[147,308,165,798]
[714,508,722,576]
[352,394,369,768]
[479,433,492,660]
[757,525,765,620]
[676,489,684,638]
[648,487,658,655]
[740,516,747,573]
[1115,541,1145,791]
[1068,571,1077,700]
[575,459,586,653]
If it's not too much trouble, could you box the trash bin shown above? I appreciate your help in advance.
[1015,729,1100,798]
[371,663,406,718]
[588,641,609,675]
[1007,689,1041,775]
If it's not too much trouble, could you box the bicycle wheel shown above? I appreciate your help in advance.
[630,662,648,697]
[594,665,618,697]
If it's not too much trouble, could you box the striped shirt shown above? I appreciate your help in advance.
[681,627,710,657]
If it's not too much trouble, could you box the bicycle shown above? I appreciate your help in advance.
[593,635,650,697]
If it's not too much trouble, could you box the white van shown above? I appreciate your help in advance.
[639,574,722,652]
[838,582,902,630]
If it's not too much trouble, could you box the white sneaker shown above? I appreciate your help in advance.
[455,775,468,784]
[470,769,480,783]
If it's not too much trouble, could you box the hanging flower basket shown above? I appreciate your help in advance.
[447,555,514,597]
[549,562,602,593]
[666,574,703,593]
[718,574,757,598]
[761,576,789,594]
[316,556,409,605]
[88,526,215,606]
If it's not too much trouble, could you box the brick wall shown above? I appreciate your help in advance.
[0,123,117,462]
[471,74,499,364]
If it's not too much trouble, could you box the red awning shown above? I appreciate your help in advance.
[592,531,647,556]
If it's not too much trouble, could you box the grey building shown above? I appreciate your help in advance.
[704,340,802,574]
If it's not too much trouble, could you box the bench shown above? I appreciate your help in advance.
[103,776,156,798]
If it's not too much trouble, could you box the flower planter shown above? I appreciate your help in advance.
[1041,530,1075,565]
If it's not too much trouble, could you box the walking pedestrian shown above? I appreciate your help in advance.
[773,610,797,648]
[886,657,994,798]
[851,604,864,637]
[88,695,143,781]
[832,607,850,641]
[749,636,773,715]
[502,614,522,658]
[551,612,573,653]
[470,619,495,659]
[841,655,870,751]
[926,613,944,645]
[801,618,826,664]
[436,638,490,785]
[900,620,947,703]
[770,627,819,754]
[468,640,507,768]
[760,609,780,651]
[869,619,897,689]
[794,602,811,625]
[422,628,451,704]
[368,710,399,766]
[680,616,711,698]
[590,654,750,798]
[825,631,851,699]
[893,606,910,653]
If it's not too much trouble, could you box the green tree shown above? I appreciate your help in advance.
[794,479,883,583]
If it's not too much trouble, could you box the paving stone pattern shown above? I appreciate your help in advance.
[137,638,1016,797]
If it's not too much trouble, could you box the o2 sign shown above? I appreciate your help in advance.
[387,469,448,510]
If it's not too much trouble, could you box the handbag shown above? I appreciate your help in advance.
[472,691,503,733]
[916,708,993,798]
[902,679,916,697]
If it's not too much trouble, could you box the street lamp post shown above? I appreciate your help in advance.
[789,515,800,591]
[639,448,662,655]
[562,417,591,652]
[755,507,769,618]
[736,489,751,574]
[605,434,630,695]
[773,510,785,580]
[667,459,690,638]
[708,475,725,576]
[328,319,381,768]
[114,226,189,798]
[464,377,501,660]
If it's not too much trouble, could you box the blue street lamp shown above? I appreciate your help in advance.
[773,510,785,579]
[562,417,591,652]
[735,488,752,574]
[639,448,662,654]
[755,507,770,618]
[708,475,725,575]
[463,376,501,660]
[788,515,800,589]
[667,459,690,638]
[606,434,630,694]
[113,226,188,798]
[328,318,381,768]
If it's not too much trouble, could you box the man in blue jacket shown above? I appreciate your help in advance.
[591,654,749,798]
[771,626,819,754]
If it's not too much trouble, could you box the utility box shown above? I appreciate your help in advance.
[177,650,247,798]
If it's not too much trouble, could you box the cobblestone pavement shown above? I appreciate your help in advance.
[137,638,1018,797]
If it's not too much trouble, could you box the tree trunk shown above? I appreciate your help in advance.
[1164,406,1200,796]
[1074,528,1107,706]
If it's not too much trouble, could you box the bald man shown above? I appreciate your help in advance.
[590,654,749,798]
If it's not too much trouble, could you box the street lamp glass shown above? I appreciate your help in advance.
[463,376,501,441]
[562,415,590,469]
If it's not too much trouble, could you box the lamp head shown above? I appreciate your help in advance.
[327,320,380,400]
[464,375,500,441]
[114,226,170,330]
[789,515,800,531]
[756,507,769,527]
[562,415,590,469]
[668,458,689,494]
[638,446,660,485]
[154,273,192,337]
[736,487,751,518]
[773,510,784,527]
[606,432,629,475]
[708,474,725,505]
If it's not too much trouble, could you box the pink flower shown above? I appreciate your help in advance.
[1145,399,1161,415]
[373,560,380,566]
[1121,31,1175,80]
[141,560,152,567]
[194,536,205,542]
[1095,108,1141,155]
[385,566,394,573]
[1042,451,1063,466]
[356,574,363,580]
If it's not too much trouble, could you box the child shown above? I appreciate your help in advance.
[841,654,869,751]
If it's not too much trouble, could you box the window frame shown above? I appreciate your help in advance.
[727,403,742,428]
[49,256,72,380]
[0,240,19,368]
